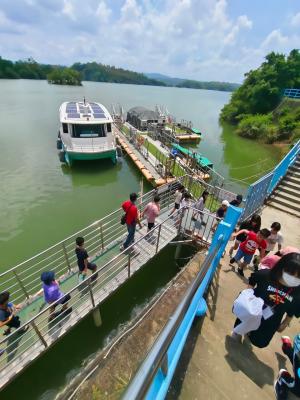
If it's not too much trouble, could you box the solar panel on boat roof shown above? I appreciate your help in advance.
[67,113,80,118]
[93,113,105,118]
[91,104,104,112]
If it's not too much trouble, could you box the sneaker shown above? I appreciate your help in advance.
[119,244,124,252]
[230,257,236,264]
[274,369,293,399]
[281,336,292,354]
[237,268,244,277]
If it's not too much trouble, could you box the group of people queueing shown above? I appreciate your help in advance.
[228,213,300,399]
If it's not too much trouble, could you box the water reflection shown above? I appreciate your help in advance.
[60,159,122,187]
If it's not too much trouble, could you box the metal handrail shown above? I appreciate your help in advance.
[0,203,220,387]
[0,175,233,314]
[0,206,216,342]
[0,202,181,346]
[0,180,178,278]
[122,235,224,400]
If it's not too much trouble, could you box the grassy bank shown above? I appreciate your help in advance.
[236,98,300,144]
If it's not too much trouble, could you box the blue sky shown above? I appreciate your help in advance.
[0,0,299,82]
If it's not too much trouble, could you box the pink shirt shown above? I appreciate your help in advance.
[144,202,160,223]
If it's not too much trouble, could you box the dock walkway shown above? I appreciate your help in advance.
[0,176,220,390]
[115,127,172,186]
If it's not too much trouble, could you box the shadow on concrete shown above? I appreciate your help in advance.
[222,265,248,284]
[166,317,204,400]
[224,335,274,388]
[166,266,222,399]
[206,267,220,321]
[275,352,288,371]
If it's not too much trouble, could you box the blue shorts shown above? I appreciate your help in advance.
[234,247,253,264]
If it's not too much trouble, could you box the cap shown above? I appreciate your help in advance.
[222,200,229,207]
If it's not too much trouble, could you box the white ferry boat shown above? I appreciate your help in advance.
[57,100,117,165]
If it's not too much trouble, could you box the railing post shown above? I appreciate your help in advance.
[88,278,96,308]
[177,210,184,235]
[62,242,72,273]
[128,253,131,278]
[155,225,162,254]
[31,321,48,348]
[161,353,168,376]
[13,270,30,299]
[98,222,104,251]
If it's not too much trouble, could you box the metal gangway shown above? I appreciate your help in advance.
[0,175,236,389]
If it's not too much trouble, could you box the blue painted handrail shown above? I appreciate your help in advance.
[241,140,300,221]
[268,140,300,194]
[122,206,242,400]
[284,88,300,99]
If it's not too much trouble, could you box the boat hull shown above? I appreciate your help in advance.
[65,149,117,165]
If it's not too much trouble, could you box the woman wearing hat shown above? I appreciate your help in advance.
[40,271,71,321]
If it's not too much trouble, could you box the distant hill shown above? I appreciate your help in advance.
[145,73,185,86]
[145,72,240,92]
[71,62,166,86]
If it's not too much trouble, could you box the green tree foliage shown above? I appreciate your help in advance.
[221,50,300,122]
[47,67,82,86]
[0,56,166,87]
[71,62,166,86]
[220,49,300,144]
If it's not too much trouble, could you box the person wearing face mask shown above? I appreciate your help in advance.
[232,252,300,348]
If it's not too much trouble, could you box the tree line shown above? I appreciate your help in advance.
[220,49,300,144]
[0,56,239,91]
[176,79,239,92]
[0,57,165,86]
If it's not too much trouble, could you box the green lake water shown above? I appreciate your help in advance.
[0,79,281,399]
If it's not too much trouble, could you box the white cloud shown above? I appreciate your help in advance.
[0,10,23,34]
[291,12,300,27]
[237,15,253,29]
[62,0,76,21]
[261,29,289,50]
[224,14,252,45]
[0,0,298,82]
[96,1,111,23]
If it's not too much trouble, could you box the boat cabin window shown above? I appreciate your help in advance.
[62,123,68,133]
[72,124,106,138]
[107,123,112,133]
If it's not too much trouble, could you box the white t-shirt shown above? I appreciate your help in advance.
[175,190,183,204]
[266,231,283,251]
[194,197,204,212]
